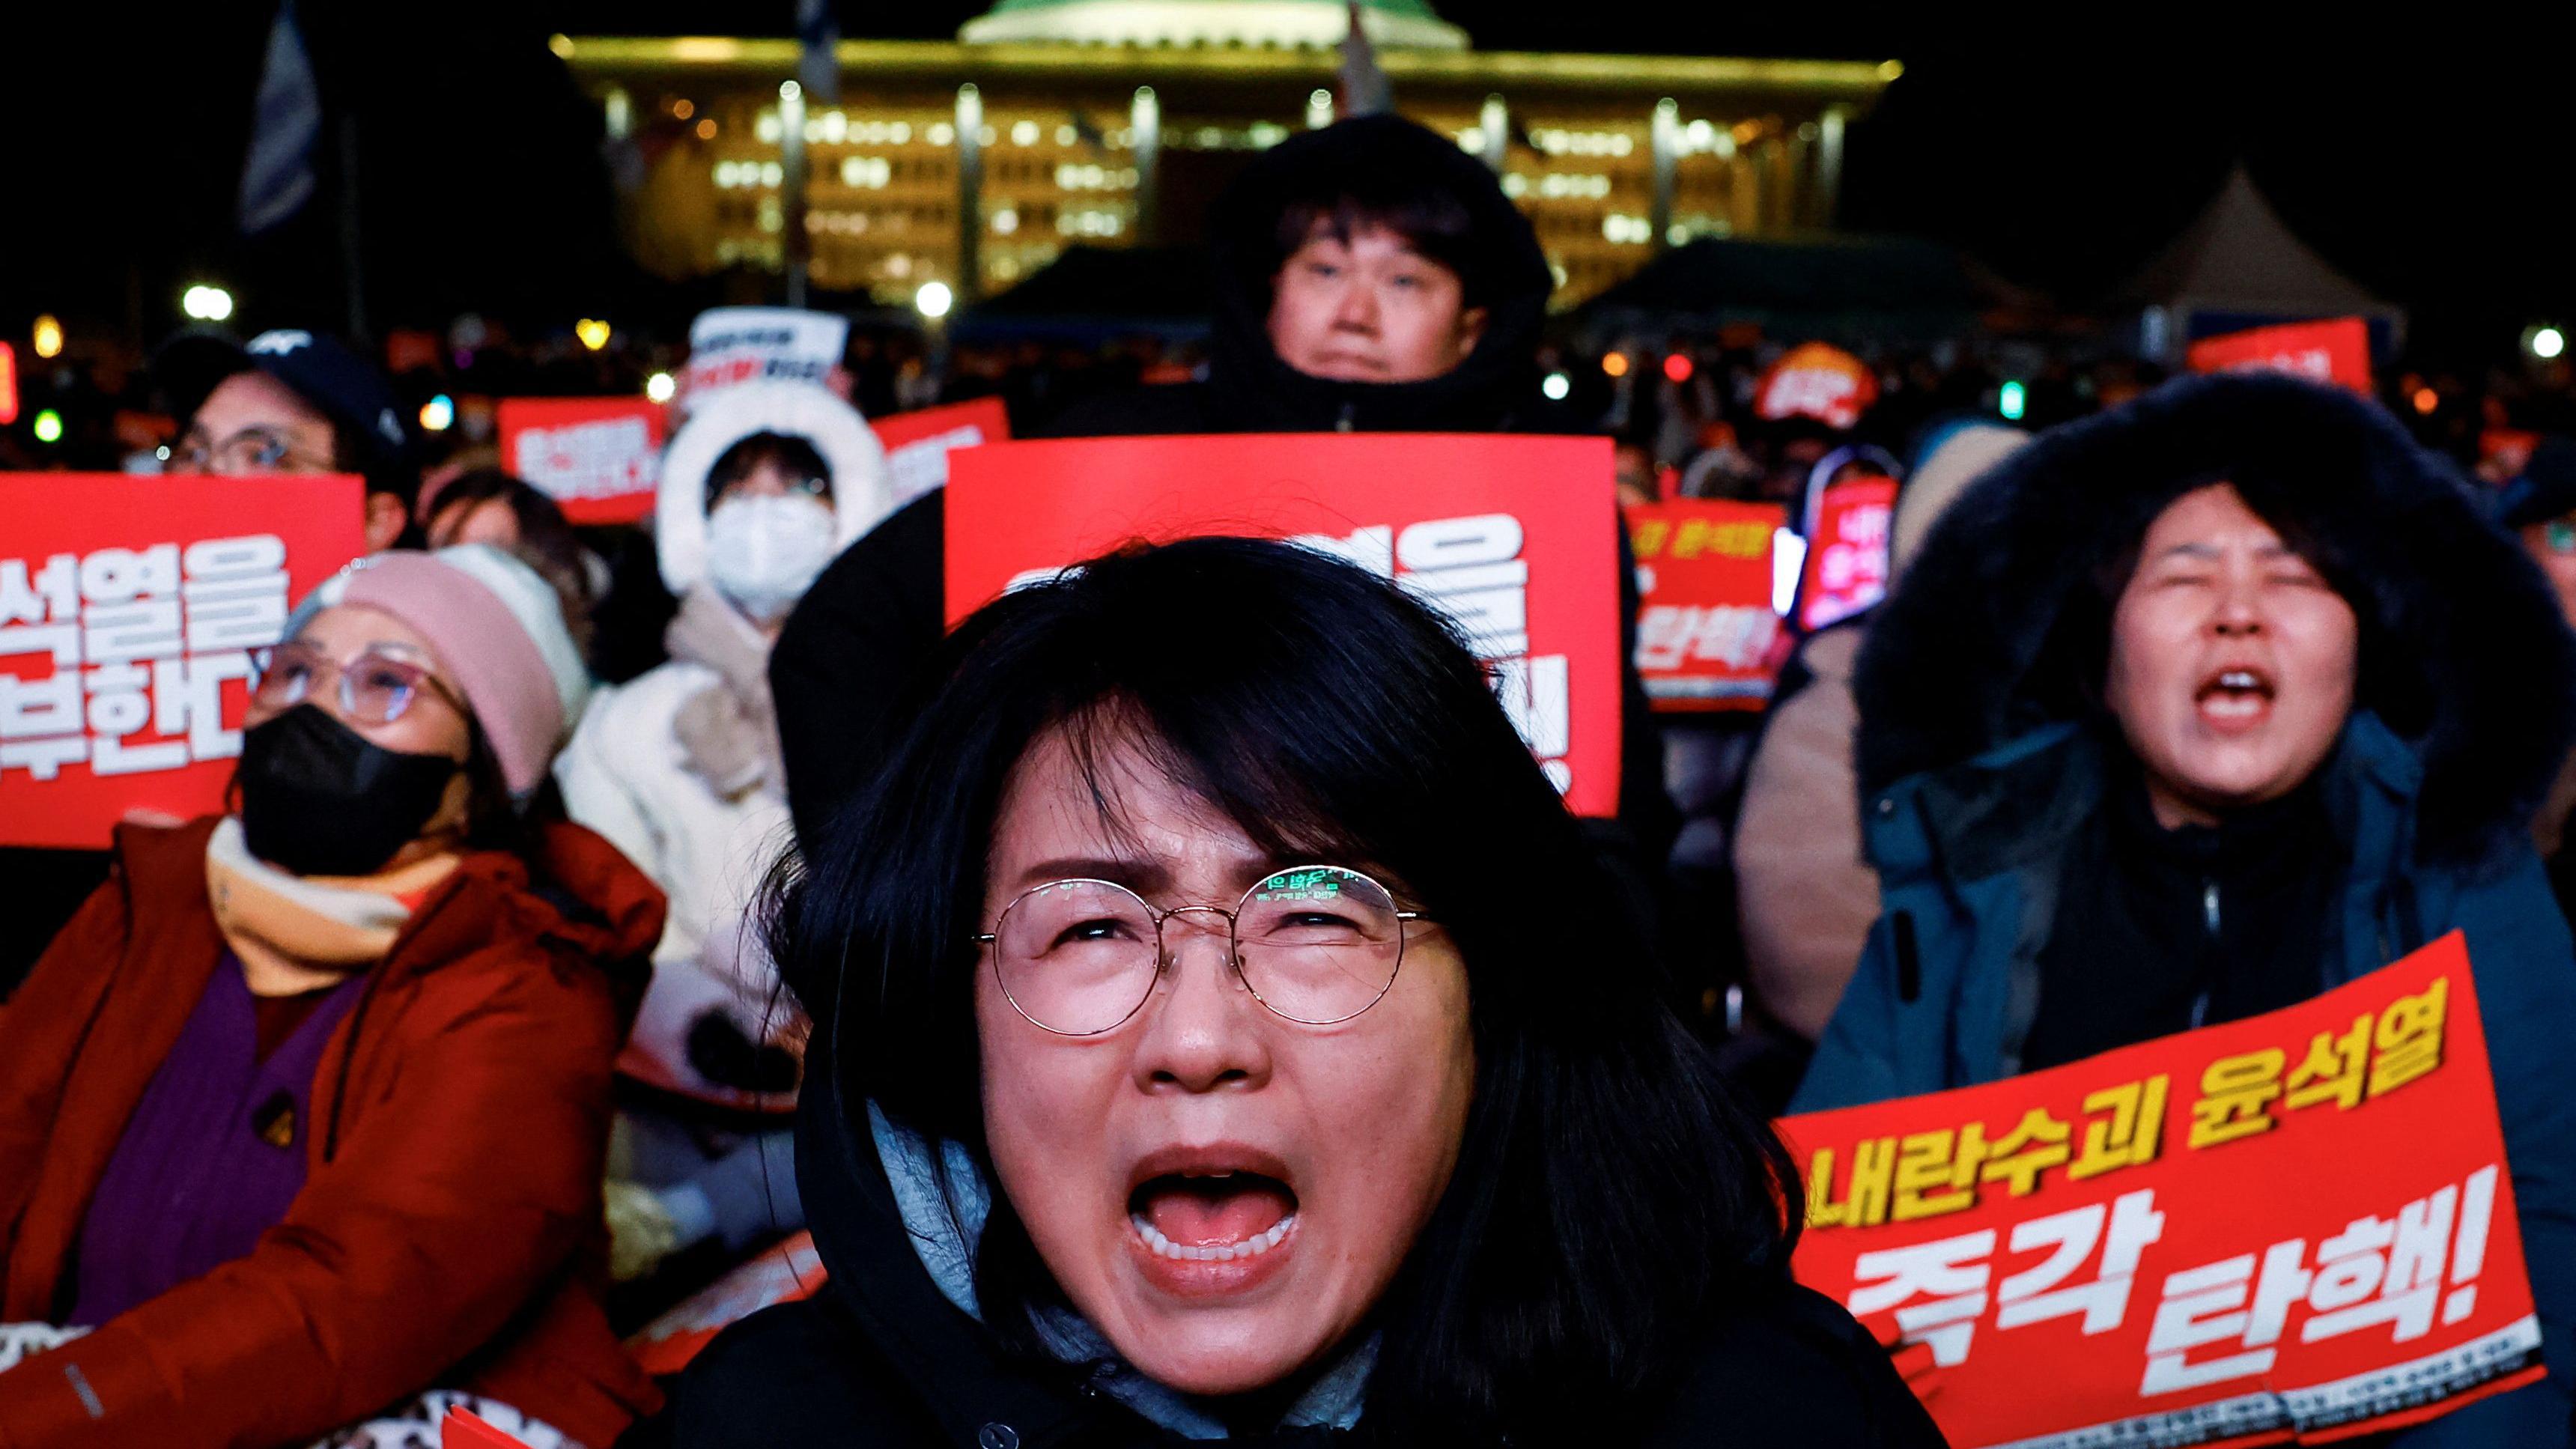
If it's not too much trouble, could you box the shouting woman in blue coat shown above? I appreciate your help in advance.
[1793,371,2576,1445]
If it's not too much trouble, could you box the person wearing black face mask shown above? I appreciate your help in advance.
[0,547,669,1448]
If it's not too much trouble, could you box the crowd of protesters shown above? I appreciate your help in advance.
[7,109,2576,1448]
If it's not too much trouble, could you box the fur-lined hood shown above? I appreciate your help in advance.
[1854,371,2576,863]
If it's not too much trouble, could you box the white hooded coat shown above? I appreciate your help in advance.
[556,380,894,1109]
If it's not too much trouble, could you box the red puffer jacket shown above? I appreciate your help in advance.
[0,817,666,1448]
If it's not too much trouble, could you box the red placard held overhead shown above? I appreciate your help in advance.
[0,476,368,847]
[1799,475,1898,632]
[1626,499,1786,712]
[872,395,1012,508]
[498,397,667,524]
[2187,318,2374,396]
[1781,934,2542,1449]
[946,434,1623,817]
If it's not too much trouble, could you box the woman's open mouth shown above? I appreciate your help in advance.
[2195,665,2276,731]
[1123,1150,1301,1294]
[1129,1170,1298,1260]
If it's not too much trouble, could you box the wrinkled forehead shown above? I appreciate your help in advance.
[986,710,1368,901]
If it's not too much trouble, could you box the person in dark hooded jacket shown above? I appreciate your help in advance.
[766,117,1674,962]
[1792,373,2576,1447]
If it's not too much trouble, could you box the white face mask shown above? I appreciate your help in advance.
[704,492,839,621]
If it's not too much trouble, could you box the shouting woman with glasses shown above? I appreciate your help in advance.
[0,547,663,1448]
[660,538,1940,1446]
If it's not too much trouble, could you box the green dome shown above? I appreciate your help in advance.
[960,0,1468,50]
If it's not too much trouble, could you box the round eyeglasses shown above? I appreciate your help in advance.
[975,865,1423,1036]
[252,641,467,726]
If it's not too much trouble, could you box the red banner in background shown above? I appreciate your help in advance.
[498,397,667,524]
[2187,319,2374,396]
[944,434,1623,817]
[0,476,368,848]
[1757,342,1880,431]
[1799,475,1897,632]
[1626,499,1785,712]
[1780,934,2540,1449]
[872,395,1012,508]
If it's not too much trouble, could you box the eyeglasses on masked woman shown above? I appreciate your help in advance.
[251,640,467,726]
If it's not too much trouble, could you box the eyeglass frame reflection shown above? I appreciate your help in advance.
[973,865,1426,1036]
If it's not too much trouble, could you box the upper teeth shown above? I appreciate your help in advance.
[1131,1213,1294,1262]
[2220,672,2258,689]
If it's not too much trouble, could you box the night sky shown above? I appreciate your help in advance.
[8,4,2567,362]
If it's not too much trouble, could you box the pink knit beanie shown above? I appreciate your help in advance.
[286,546,591,797]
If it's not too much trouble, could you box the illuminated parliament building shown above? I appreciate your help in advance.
[558,0,1895,312]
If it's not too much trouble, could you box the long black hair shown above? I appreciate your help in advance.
[768,536,1796,1440]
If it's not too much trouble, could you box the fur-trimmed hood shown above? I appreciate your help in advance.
[1854,371,2576,863]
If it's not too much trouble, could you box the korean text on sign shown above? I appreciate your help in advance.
[1626,499,1784,712]
[872,396,1012,508]
[1780,934,2541,1449]
[496,397,667,525]
[0,476,367,848]
[941,434,1623,818]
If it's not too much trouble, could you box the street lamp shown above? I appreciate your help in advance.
[181,285,234,322]
[915,281,955,321]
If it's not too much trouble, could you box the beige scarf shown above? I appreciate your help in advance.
[204,817,461,996]
[666,584,787,802]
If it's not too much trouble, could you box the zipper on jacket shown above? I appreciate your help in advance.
[2188,879,2220,1029]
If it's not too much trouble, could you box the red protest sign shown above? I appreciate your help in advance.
[1626,499,1785,713]
[946,434,1623,816]
[1799,475,1896,632]
[2187,318,2373,396]
[1781,934,2540,1448]
[1756,342,1879,431]
[628,1230,829,1377]
[0,476,367,848]
[497,397,667,525]
[872,395,1011,508]
[440,1409,533,1449]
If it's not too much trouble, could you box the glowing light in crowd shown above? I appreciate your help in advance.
[32,409,64,444]
[1663,353,1695,384]
[181,285,234,322]
[1541,371,1572,401]
[645,371,678,404]
[576,318,612,351]
[419,395,455,432]
[1602,352,1631,379]
[2413,386,2439,415]
[916,281,955,320]
[0,343,16,425]
[1770,529,1806,616]
[1999,379,2028,421]
[2533,326,2566,361]
[31,315,63,359]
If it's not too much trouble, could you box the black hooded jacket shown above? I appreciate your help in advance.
[1794,375,2576,1444]
[770,116,1671,905]
[648,1033,1945,1449]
